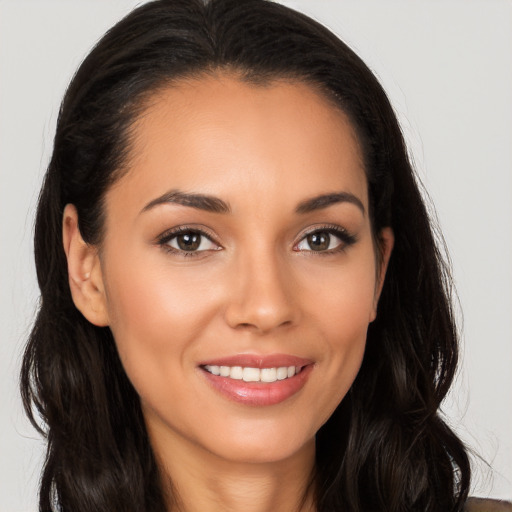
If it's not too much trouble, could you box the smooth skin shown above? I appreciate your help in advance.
[63,75,393,512]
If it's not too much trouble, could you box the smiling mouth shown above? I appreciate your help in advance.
[198,354,313,405]
[202,365,303,383]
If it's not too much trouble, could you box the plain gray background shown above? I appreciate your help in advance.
[1,1,511,510]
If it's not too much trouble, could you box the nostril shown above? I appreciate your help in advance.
[233,319,294,333]
[223,276,299,333]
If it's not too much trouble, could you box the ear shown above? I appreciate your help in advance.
[370,226,394,322]
[62,204,109,326]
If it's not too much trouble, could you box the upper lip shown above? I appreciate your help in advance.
[198,353,313,369]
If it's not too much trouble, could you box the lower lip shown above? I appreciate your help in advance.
[200,365,313,406]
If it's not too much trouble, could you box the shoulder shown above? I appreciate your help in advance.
[465,498,512,511]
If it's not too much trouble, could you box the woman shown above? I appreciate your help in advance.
[19,0,506,510]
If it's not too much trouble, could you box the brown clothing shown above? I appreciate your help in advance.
[465,498,512,511]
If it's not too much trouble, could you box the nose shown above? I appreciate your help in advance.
[224,248,299,334]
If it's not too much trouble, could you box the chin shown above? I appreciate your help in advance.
[198,416,318,466]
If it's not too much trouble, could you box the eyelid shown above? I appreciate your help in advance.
[156,225,222,255]
[293,224,357,253]
[155,223,356,257]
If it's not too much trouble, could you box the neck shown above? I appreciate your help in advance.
[148,423,317,512]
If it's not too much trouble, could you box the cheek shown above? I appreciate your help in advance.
[302,249,377,338]
[318,287,372,377]
[302,252,377,404]
[102,255,220,385]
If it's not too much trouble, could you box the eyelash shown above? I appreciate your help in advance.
[156,224,357,257]
[156,225,220,258]
[294,224,357,255]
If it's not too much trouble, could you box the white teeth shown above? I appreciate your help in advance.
[204,364,300,382]
[260,368,277,383]
[230,366,243,380]
[209,365,220,376]
[243,367,260,382]
[276,367,288,380]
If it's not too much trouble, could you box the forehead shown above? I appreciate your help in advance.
[110,74,367,214]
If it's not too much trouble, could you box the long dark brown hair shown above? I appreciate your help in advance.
[21,0,470,510]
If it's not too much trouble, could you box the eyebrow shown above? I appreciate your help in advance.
[140,189,365,216]
[141,190,231,214]
[295,192,365,215]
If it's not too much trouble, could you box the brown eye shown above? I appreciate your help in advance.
[295,227,356,253]
[176,232,201,251]
[306,232,330,251]
[164,230,219,253]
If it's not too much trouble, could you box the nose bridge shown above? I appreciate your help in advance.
[224,240,297,333]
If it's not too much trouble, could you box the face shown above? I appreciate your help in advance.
[71,75,392,466]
